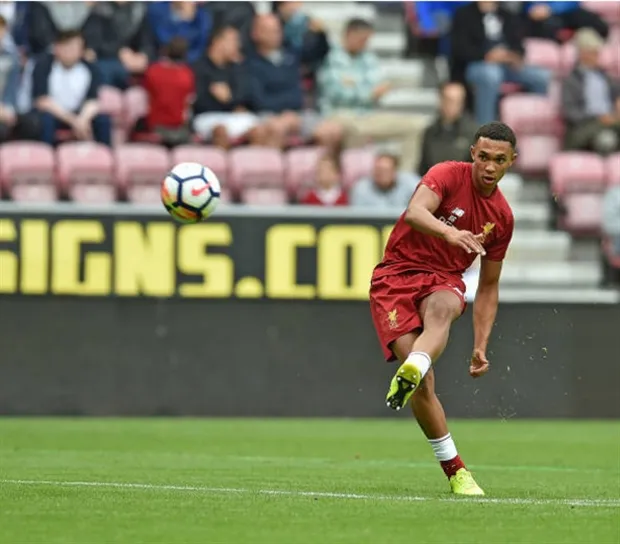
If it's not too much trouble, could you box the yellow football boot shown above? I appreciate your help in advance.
[449,468,485,496]
[385,361,423,411]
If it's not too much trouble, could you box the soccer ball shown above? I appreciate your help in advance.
[161,162,221,223]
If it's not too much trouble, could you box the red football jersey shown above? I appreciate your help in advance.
[144,61,195,129]
[374,161,514,279]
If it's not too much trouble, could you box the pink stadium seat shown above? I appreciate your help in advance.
[171,145,231,200]
[123,86,149,132]
[524,39,562,75]
[285,146,325,196]
[560,42,616,76]
[500,94,562,136]
[240,187,288,205]
[0,142,56,201]
[228,147,284,192]
[607,153,620,186]
[586,2,620,25]
[560,193,603,235]
[115,144,171,203]
[341,148,374,189]
[549,152,607,196]
[57,142,115,203]
[98,85,126,146]
[513,135,559,176]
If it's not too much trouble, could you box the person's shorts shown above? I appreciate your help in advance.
[259,110,321,139]
[369,271,467,362]
[193,112,259,139]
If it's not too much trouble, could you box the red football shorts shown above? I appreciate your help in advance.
[369,271,467,362]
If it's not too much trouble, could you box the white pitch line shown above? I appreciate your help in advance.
[1,479,619,508]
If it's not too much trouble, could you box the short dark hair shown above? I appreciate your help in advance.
[55,29,83,44]
[208,25,237,47]
[474,122,517,149]
[346,18,373,33]
[376,153,400,169]
[166,37,188,61]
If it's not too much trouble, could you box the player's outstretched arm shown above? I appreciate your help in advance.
[470,258,503,378]
[405,186,486,255]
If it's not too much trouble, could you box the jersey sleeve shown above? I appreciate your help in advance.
[485,212,515,262]
[419,162,461,201]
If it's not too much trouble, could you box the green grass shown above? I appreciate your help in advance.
[0,419,619,544]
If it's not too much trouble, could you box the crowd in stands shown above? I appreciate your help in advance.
[0,1,618,281]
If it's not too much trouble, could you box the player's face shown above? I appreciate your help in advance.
[470,138,516,193]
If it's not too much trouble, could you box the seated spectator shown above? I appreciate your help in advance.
[317,18,427,172]
[143,37,194,147]
[148,1,211,64]
[0,14,27,141]
[204,1,256,57]
[82,1,155,89]
[300,154,348,206]
[451,1,551,125]
[32,30,111,146]
[192,26,266,149]
[562,28,620,154]
[350,154,420,209]
[602,183,620,284]
[522,1,608,42]
[272,2,329,78]
[418,81,477,176]
[249,13,342,150]
[25,1,92,56]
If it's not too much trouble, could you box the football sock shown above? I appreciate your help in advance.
[404,351,432,379]
[428,433,466,478]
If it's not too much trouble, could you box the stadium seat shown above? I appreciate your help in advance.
[586,1,620,25]
[228,147,285,193]
[549,152,607,196]
[524,39,562,75]
[607,153,620,186]
[57,142,115,203]
[513,135,560,176]
[170,145,231,201]
[240,187,288,205]
[0,142,56,201]
[98,85,126,146]
[284,146,325,197]
[341,147,375,189]
[123,86,149,133]
[560,193,603,235]
[500,94,562,136]
[115,144,171,203]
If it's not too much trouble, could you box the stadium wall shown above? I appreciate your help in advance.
[1,205,618,418]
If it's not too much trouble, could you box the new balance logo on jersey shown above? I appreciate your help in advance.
[452,208,465,217]
[439,207,466,227]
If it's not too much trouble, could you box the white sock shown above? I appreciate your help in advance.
[404,351,432,379]
[428,433,458,462]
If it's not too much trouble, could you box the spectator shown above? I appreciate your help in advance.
[192,26,266,149]
[562,28,620,154]
[148,2,211,64]
[522,1,608,42]
[82,1,155,89]
[317,18,427,172]
[25,1,92,56]
[350,154,420,209]
[300,154,348,206]
[418,81,477,176]
[204,1,256,57]
[451,1,551,125]
[602,183,620,284]
[272,2,329,77]
[143,37,194,147]
[249,14,342,150]
[32,30,111,146]
[0,14,21,141]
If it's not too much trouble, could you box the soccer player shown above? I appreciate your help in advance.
[369,122,517,496]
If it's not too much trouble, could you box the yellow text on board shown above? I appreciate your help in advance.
[0,219,394,300]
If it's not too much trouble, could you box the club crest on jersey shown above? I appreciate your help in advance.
[387,309,398,330]
[479,222,495,243]
[439,207,466,227]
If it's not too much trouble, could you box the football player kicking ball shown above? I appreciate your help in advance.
[370,122,517,496]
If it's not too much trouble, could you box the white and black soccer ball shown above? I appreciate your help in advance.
[161,162,221,223]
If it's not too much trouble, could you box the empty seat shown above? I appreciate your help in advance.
[171,145,231,200]
[285,146,325,196]
[341,147,374,189]
[586,2,620,25]
[123,86,149,132]
[228,147,284,192]
[561,193,603,235]
[0,142,56,201]
[98,86,123,121]
[550,152,607,196]
[115,144,171,202]
[57,142,115,203]
[513,135,560,176]
[240,187,288,205]
[524,39,562,75]
[608,153,620,186]
[500,94,562,136]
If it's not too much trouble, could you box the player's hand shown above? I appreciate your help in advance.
[444,228,486,256]
[469,349,490,378]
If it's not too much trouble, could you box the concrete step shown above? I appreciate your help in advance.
[379,87,439,113]
[369,32,406,57]
[506,231,572,262]
[511,202,550,230]
[380,59,425,86]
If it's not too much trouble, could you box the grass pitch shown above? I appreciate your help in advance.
[1,418,618,543]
